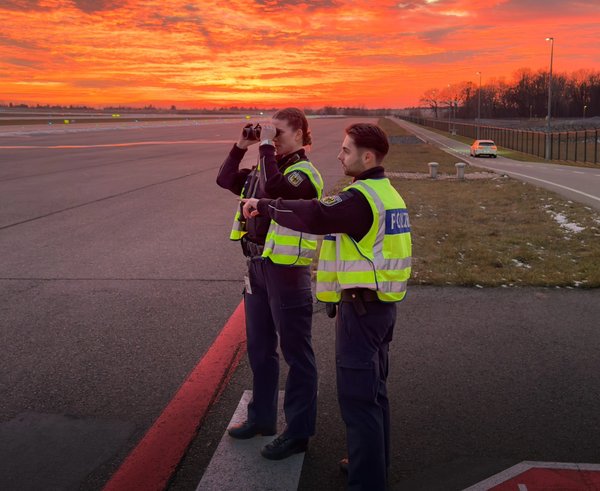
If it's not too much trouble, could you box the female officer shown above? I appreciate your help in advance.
[216,108,323,460]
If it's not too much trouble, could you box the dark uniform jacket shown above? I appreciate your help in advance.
[216,143,318,244]
[256,166,387,242]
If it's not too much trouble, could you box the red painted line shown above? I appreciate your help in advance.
[103,300,246,491]
[464,461,600,490]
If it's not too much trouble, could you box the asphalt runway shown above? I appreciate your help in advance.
[170,286,600,491]
[0,116,367,490]
[2,117,599,491]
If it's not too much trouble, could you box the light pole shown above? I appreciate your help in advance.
[545,37,554,160]
[583,105,588,118]
[447,84,452,134]
[476,71,481,139]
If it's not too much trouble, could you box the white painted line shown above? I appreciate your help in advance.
[395,119,600,205]
[518,484,528,491]
[196,391,304,491]
[462,462,532,490]
[462,461,600,491]
[500,170,600,204]
[573,171,585,174]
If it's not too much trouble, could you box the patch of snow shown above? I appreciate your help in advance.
[511,259,532,269]
[546,210,585,233]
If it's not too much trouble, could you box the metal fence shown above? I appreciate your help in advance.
[400,116,600,165]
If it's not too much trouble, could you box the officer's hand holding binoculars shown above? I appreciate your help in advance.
[241,198,261,219]
[236,122,279,150]
[257,123,277,140]
[236,126,257,150]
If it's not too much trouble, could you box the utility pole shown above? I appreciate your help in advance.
[476,71,481,139]
[545,37,554,160]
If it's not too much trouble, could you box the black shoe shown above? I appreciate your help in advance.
[260,434,308,460]
[339,457,349,475]
[227,421,276,440]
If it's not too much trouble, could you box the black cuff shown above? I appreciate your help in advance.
[258,198,274,217]
[230,143,248,159]
[258,144,276,157]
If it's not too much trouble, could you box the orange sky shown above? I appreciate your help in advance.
[1,0,599,109]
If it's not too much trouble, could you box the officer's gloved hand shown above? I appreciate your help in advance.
[325,303,337,318]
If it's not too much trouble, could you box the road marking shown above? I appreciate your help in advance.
[395,119,600,206]
[197,391,304,491]
[518,484,528,491]
[0,139,232,149]
[499,170,600,204]
[103,301,246,491]
[463,461,600,490]
[573,171,585,174]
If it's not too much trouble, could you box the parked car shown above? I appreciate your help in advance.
[470,140,497,158]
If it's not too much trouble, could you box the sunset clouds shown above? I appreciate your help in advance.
[1,0,599,108]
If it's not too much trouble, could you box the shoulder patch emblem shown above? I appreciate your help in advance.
[287,171,305,187]
[320,195,343,206]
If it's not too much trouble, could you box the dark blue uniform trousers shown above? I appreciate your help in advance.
[244,257,318,438]
[336,299,396,491]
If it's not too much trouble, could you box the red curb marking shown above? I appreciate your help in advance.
[103,300,246,491]
[491,468,600,490]
[465,461,600,490]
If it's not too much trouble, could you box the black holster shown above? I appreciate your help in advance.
[325,303,337,318]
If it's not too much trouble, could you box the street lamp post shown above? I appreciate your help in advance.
[545,37,554,160]
[583,105,588,118]
[476,71,481,139]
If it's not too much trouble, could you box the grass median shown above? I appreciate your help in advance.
[383,118,600,288]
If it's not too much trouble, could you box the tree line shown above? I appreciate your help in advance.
[419,68,600,120]
[0,103,396,116]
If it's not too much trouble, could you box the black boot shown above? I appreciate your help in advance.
[260,434,308,460]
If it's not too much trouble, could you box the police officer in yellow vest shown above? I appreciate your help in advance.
[242,123,411,490]
[216,108,323,460]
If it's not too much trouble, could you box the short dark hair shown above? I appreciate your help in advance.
[273,107,312,146]
[345,123,389,164]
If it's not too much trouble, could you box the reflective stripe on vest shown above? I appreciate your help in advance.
[262,161,324,266]
[316,178,412,302]
[229,167,259,241]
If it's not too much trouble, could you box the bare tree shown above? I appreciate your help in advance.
[419,88,441,118]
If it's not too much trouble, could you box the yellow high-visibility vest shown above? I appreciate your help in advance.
[230,160,324,267]
[316,178,412,302]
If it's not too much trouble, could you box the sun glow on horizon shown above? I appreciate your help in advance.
[1,0,599,108]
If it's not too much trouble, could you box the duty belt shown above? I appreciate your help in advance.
[242,238,264,258]
[341,288,380,302]
[341,288,380,317]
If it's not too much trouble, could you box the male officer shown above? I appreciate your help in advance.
[216,108,323,460]
[242,123,411,489]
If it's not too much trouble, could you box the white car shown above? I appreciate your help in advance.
[470,140,497,158]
